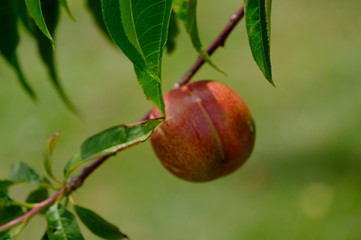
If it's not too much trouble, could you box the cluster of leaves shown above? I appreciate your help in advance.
[0,119,163,239]
[0,0,273,239]
[1,0,272,115]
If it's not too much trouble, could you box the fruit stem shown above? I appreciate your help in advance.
[174,6,245,89]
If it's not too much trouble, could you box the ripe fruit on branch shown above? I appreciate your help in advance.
[150,80,255,182]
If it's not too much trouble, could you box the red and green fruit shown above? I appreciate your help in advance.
[150,80,255,182]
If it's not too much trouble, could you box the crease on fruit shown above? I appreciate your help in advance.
[184,86,226,162]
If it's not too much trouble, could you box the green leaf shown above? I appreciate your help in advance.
[0,0,36,99]
[0,192,23,225]
[41,231,50,240]
[44,131,61,181]
[0,192,13,206]
[46,204,84,240]
[33,0,78,114]
[25,0,54,46]
[59,0,74,20]
[0,181,13,193]
[14,0,34,34]
[26,188,49,204]
[173,0,223,74]
[0,233,15,240]
[74,205,128,239]
[244,0,273,85]
[26,188,49,214]
[63,119,163,177]
[102,0,172,115]
[9,162,42,185]
[87,0,112,41]
[165,10,179,54]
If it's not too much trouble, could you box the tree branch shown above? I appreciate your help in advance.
[0,5,245,232]
[174,6,245,88]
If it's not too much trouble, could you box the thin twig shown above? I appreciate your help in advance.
[0,5,245,232]
[174,6,245,89]
[0,188,65,231]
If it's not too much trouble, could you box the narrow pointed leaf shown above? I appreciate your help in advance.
[46,204,84,240]
[74,205,128,239]
[87,0,112,41]
[33,0,77,114]
[25,0,54,45]
[59,0,74,20]
[0,0,36,99]
[63,119,163,176]
[265,0,272,39]
[173,0,223,74]
[244,0,273,85]
[14,0,34,34]
[165,10,179,53]
[102,0,172,114]
[9,162,42,185]
[44,131,61,182]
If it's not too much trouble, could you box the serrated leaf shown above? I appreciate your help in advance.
[63,119,163,177]
[266,0,272,39]
[46,204,84,240]
[9,162,42,185]
[33,0,77,114]
[87,0,112,41]
[173,0,223,74]
[25,0,54,46]
[74,205,128,239]
[44,131,61,181]
[244,0,273,85]
[165,10,179,54]
[102,0,172,115]
[0,181,13,193]
[0,0,36,99]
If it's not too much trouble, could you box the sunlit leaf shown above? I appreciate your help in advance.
[244,0,273,85]
[74,205,128,239]
[25,0,54,45]
[63,119,163,176]
[9,162,42,185]
[173,0,223,74]
[102,0,172,115]
[165,10,179,54]
[46,204,84,240]
[0,0,36,99]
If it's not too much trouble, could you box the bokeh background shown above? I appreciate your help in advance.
[1,0,361,239]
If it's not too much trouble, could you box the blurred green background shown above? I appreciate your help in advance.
[1,0,361,239]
